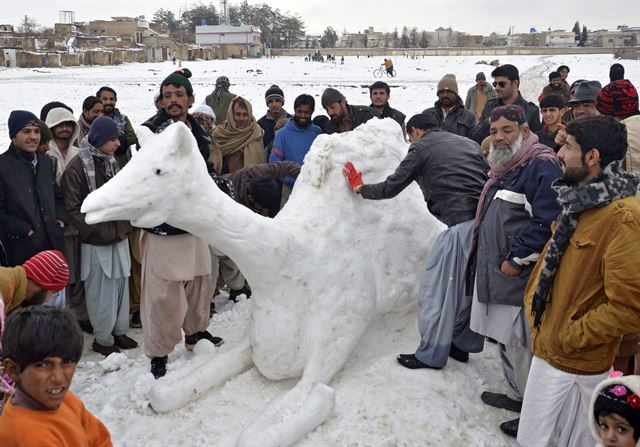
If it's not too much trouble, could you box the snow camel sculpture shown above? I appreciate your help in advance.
[82,118,444,446]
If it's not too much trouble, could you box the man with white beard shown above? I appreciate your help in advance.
[469,105,562,438]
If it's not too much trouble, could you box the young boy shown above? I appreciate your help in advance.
[590,373,640,447]
[0,306,112,446]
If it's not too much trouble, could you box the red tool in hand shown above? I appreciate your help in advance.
[343,161,363,193]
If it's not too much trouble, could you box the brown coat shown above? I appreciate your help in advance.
[524,197,640,375]
[60,155,132,245]
[0,265,27,314]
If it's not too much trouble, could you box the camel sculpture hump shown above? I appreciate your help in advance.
[82,118,443,446]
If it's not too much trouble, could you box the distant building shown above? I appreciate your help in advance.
[195,24,261,58]
[457,34,484,47]
[85,16,149,44]
[546,31,576,47]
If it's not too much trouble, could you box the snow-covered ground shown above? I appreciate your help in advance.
[0,54,636,446]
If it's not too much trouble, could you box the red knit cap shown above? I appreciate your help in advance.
[22,250,69,292]
[596,80,639,117]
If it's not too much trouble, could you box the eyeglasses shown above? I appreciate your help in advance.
[493,81,510,88]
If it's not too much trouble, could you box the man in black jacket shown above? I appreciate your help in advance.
[0,111,65,267]
[369,81,407,139]
[471,64,541,144]
[422,74,477,139]
[343,113,488,370]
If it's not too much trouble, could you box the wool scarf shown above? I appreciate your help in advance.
[78,139,120,193]
[531,161,640,328]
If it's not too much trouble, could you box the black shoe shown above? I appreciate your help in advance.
[92,340,120,357]
[114,334,138,350]
[151,356,168,379]
[396,354,442,370]
[78,319,94,334]
[499,417,519,438]
[480,391,522,412]
[184,331,224,350]
[129,311,142,329]
[448,344,469,363]
[229,283,251,303]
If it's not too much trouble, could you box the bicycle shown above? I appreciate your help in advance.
[373,66,396,78]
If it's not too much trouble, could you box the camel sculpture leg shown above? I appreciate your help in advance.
[149,333,254,413]
[236,274,377,447]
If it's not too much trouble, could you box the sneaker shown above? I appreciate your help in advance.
[396,354,442,370]
[129,311,142,328]
[499,417,519,438]
[448,344,469,363]
[184,331,224,350]
[151,356,168,379]
[114,334,138,350]
[480,391,523,412]
[92,340,120,357]
[78,319,94,334]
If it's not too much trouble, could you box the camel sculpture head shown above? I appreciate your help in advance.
[82,122,212,229]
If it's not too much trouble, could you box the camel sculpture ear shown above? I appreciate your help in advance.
[136,126,155,149]
[171,122,198,158]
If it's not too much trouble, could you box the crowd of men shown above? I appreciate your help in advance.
[1,60,639,446]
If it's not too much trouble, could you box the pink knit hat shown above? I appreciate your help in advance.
[22,250,69,292]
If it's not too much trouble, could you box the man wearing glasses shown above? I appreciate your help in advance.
[471,64,542,144]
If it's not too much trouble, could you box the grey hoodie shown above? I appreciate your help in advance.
[45,107,81,184]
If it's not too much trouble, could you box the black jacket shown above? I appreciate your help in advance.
[373,103,406,129]
[257,111,292,153]
[535,127,560,152]
[361,129,488,227]
[471,93,542,144]
[0,144,65,265]
[422,97,477,139]
[324,105,380,134]
[141,110,211,236]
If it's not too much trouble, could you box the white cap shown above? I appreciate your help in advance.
[192,104,216,122]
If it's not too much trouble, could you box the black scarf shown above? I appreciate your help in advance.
[531,161,640,328]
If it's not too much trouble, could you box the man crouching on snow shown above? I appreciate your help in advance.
[139,69,222,379]
[342,113,488,369]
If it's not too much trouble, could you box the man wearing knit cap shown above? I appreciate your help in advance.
[470,64,541,144]
[423,74,477,138]
[141,68,220,378]
[205,75,237,126]
[469,104,562,438]
[0,111,66,267]
[0,250,69,315]
[258,84,292,154]
[321,87,379,134]
[465,72,497,119]
[61,116,137,356]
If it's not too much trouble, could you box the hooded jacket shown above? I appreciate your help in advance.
[589,375,640,446]
[45,107,81,184]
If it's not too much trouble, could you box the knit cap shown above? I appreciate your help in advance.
[161,68,193,96]
[265,85,285,104]
[596,79,639,118]
[476,72,486,81]
[8,110,40,139]
[22,250,69,292]
[437,74,458,95]
[88,116,120,148]
[321,88,345,109]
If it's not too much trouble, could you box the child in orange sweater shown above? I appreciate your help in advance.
[0,306,112,446]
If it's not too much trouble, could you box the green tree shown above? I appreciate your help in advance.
[152,8,180,34]
[181,2,219,31]
[572,20,580,44]
[400,26,410,47]
[409,27,419,48]
[580,25,588,47]
[320,26,338,48]
[419,31,429,48]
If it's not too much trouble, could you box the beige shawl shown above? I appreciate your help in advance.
[212,97,265,170]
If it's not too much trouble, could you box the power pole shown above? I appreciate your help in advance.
[219,0,229,25]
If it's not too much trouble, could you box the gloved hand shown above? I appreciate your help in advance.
[343,161,363,193]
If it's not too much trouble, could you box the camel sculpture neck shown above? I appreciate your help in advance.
[167,175,281,287]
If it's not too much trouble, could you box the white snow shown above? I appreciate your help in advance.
[0,54,633,446]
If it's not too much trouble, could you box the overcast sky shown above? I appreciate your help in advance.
[1,0,638,35]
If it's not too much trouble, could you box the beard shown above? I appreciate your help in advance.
[488,133,523,171]
[562,165,590,185]
[103,105,115,114]
[23,289,49,306]
[293,115,310,128]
